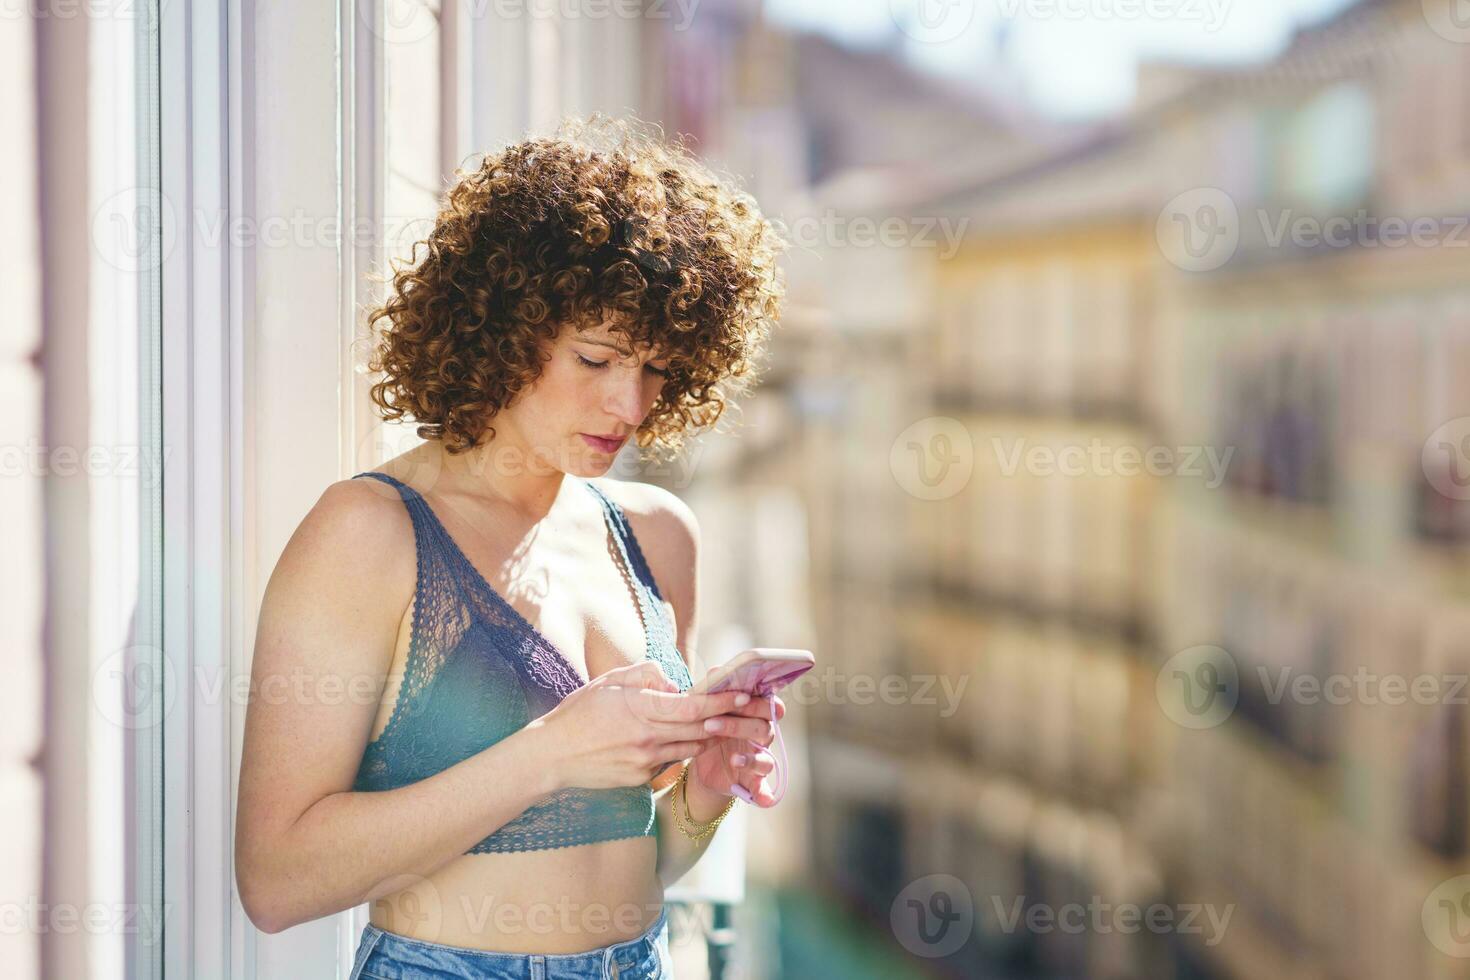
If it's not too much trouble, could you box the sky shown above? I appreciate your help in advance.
[764,0,1365,119]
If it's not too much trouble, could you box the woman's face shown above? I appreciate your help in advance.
[502,318,671,475]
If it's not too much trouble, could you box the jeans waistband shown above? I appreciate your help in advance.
[355,902,668,978]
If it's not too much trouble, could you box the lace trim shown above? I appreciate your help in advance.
[583,481,691,690]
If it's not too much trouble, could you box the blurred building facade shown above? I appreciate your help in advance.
[658,0,1470,977]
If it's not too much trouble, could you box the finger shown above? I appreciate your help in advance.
[633,686,713,723]
[754,693,782,721]
[732,750,775,774]
[701,715,773,744]
[697,690,752,718]
[722,694,784,721]
[601,659,678,693]
[646,719,717,742]
[638,660,678,692]
[752,752,776,775]
[654,739,714,765]
[654,689,749,723]
[721,696,785,722]
[735,772,776,807]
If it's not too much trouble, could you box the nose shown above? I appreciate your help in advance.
[604,370,651,427]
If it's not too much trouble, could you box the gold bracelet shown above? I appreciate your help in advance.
[670,764,737,843]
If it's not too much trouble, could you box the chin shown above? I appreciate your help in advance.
[566,461,607,478]
[564,449,615,477]
[561,436,628,475]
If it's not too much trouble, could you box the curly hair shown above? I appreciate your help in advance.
[360,113,789,462]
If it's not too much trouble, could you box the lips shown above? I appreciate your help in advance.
[581,433,627,453]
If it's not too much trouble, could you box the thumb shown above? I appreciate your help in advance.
[602,658,677,692]
[638,659,678,693]
[616,661,682,722]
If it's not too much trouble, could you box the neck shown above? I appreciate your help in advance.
[429,432,573,520]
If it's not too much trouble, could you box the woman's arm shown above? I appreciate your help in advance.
[654,764,735,887]
[233,479,565,934]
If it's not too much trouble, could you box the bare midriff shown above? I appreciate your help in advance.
[367,836,664,954]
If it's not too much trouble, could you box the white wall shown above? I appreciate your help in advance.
[2,8,47,980]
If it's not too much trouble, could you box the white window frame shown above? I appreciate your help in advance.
[159,0,233,974]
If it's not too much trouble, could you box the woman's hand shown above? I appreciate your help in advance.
[536,660,750,792]
[688,684,787,808]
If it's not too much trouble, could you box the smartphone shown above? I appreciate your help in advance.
[686,647,815,698]
[679,648,813,805]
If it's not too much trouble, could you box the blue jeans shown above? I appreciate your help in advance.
[347,903,673,979]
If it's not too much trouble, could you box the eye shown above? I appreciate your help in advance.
[578,351,669,377]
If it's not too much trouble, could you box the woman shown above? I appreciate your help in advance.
[234,114,790,979]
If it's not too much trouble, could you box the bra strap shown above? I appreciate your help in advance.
[352,470,430,519]
[582,481,685,680]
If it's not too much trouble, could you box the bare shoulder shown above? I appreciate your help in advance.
[588,477,700,557]
[259,476,417,642]
[284,476,415,569]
